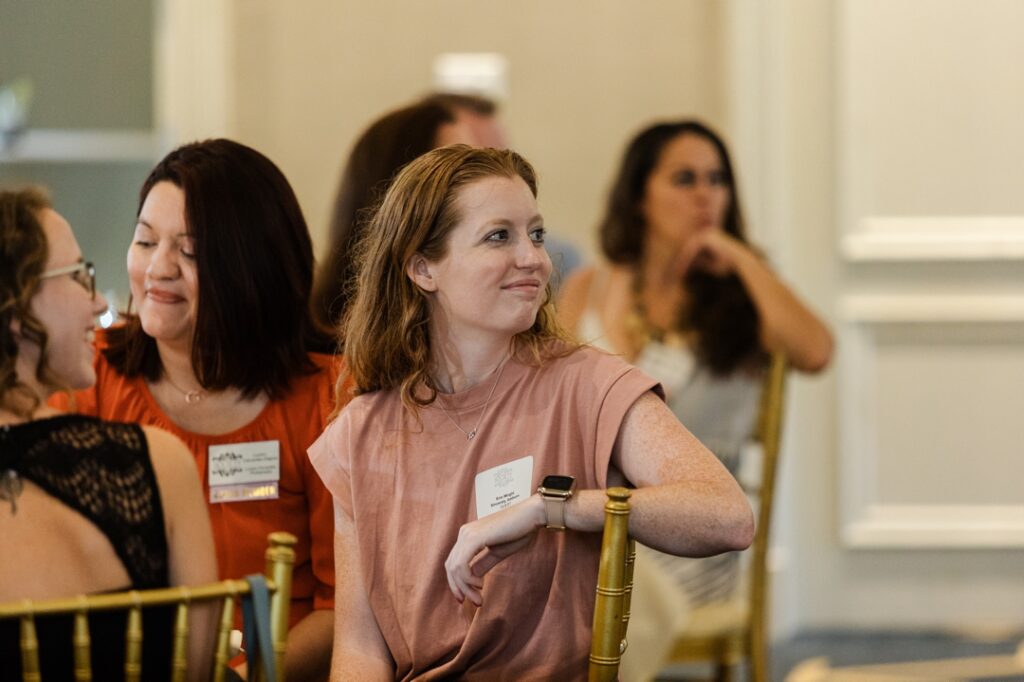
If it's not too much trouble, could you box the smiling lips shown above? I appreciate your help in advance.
[145,287,186,304]
[502,279,542,295]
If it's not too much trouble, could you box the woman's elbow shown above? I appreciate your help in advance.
[725,502,756,552]
[792,328,834,374]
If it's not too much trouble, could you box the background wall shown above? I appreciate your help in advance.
[0,0,157,304]
[223,0,726,261]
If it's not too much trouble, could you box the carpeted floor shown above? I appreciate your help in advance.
[652,629,1024,682]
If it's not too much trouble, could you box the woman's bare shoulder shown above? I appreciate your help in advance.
[140,425,199,485]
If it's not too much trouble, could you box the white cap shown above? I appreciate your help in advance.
[432,53,509,101]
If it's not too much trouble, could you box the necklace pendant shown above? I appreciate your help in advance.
[466,430,476,441]
[184,390,203,404]
[1,469,23,516]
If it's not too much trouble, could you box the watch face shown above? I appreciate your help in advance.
[541,475,575,492]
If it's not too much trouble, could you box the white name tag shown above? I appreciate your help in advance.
[208,440,280,503]
[475,455,534,520]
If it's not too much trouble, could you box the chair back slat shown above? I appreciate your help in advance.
[622,538,636,633]
[212,593,237,682]
[20,612,40,682]
[748,352,788,682]
[171,595,190,682]
[588,486,632,682]
[124,601,143,682]
[72,606,91,682]
[265,531,297,682]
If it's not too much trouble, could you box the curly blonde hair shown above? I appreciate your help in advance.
[339,145,575,413]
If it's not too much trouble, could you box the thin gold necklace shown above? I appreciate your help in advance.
[436,354,510,441]
[161,372,206,405]
[0,424,24,515]
[626,267,689,350]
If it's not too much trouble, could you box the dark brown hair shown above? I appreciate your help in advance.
[0,187,61,416]
[599,120,762,374]
[421,92,498,116]
[105,139,329,399]
[312,102,455,332]
[341,145,573,413]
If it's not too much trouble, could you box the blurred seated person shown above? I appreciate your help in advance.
[0,187,216,681]
[313,94,581,332]
[558,120,832,678]
[423,91,583,287]
[312,100,462,331]
[50,140,341,682]
[308,145,754,680]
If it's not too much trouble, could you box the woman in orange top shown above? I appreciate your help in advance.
[53,139,341,682]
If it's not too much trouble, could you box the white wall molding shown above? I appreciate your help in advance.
[842,216,1024,262]
[839,303,1024,549]
[0,129,166,163]
[843,505,1024,549]
[840,294,1024,323]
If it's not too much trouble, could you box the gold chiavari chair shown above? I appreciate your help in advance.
[0,532,296,682]
[589,486,635,682]
[662,352,789,682]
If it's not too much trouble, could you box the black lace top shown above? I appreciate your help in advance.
[0,415,177,680]
[0,414,169,588]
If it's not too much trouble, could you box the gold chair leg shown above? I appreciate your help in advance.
[715,661,738,682]
[750,641,769,682]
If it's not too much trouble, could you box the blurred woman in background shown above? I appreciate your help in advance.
[558,119,832,676]
[314,94,582,335]
[312,100,464,331]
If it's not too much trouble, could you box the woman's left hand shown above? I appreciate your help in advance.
[443,494,545,606]
[676,228,834,372]
[674,229,750,279]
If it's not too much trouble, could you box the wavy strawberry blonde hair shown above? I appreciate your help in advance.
[340,145,576,413]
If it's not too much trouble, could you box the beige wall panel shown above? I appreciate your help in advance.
[874,324,1024,507]
[227,0,725,261]
[790,0,1024,630]
[843,0,1024,217]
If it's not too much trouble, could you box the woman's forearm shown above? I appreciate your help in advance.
[284,609,334,682]
[564,483,753,557]
[731,247,833,373]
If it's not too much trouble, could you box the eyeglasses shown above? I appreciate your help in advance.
[39,261,96,300]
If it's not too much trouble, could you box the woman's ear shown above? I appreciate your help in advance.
[7,312,21,338]
[405,254,438,293]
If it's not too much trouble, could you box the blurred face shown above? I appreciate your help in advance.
[412,176,551,344]
[641,132,731,250]
[127,181,199,349]
[28,209,109,391]
[434,118,477,147]
[454,108,508,149]
[433,107,508,150]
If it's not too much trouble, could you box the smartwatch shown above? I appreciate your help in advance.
[537,475,576,530]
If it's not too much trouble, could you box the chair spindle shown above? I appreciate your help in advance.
[589,486,632,682]
[73,603,92,682]
[20,610,40,682]
[124,599,143,682]
[171,591,191,682]
[212,592,237,682]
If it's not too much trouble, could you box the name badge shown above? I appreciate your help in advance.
[208,440,280,503]
[475,455,534,520]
